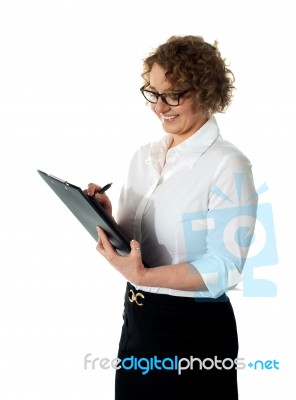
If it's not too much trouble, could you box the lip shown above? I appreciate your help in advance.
[160,114,179,122]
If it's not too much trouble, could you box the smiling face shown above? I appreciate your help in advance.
[148,63,208,147]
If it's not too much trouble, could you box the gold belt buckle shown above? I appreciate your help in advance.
[129,289,145,306]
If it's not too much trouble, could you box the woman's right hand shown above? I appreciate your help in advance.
[85,183,113,216]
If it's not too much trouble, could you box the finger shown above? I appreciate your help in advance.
[96,229,108,255]
[96,226,107,244]
[95,193,111,207]
[94,193,112,216]
[130,239,142,254]
[95,193,108,201]
[96,226,117,255]
[87,183,101,196]
[96,235,105,252]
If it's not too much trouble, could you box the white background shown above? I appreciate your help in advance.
[0,0,295,398]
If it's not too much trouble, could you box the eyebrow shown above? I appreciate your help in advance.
[147,86,158,92]
[147,86,173,93]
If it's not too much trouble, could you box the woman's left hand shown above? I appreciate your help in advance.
[96,226,146,285]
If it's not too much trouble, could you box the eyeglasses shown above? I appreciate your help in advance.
[140,86,189,106]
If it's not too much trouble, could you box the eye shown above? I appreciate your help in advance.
[166,93,179,102]
[146,91,158,102]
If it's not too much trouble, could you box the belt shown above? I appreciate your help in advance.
[125,282,228,308]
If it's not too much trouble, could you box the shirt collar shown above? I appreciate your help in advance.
[146,116,220,171]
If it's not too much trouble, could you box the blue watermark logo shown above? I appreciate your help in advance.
[182,173,278,297]
[247,359,280,370]
[84,353,244,375]
[84,353,280,374]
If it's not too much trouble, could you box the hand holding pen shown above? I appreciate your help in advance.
[86,182,113,216]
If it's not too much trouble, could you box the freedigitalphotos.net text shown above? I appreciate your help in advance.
[84,353,246,375]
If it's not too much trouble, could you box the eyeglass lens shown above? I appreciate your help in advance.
[143,90,180,106]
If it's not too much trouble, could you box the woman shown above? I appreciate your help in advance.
[88,35,257,399]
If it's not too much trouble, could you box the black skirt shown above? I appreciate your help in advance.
[115,282,239,400]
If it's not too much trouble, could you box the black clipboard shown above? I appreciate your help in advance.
[37,170,131,256]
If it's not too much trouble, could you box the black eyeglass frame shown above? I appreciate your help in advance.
[140,86,189,106]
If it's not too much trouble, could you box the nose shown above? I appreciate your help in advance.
[154,96,171,114]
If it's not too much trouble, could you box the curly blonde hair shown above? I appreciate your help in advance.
[141,35,235,115]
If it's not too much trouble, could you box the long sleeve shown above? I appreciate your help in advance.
[188,154,258,297]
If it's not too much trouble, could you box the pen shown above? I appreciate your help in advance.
[98,183,113,194]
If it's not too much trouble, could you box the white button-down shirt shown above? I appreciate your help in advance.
[117,117,257,298]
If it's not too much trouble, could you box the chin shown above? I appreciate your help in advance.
[161,122,180,134]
